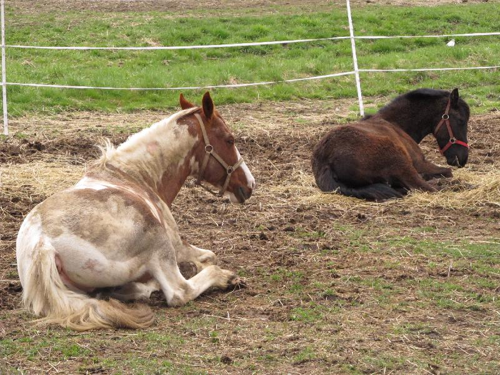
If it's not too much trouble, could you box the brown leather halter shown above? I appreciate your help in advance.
[433,97,469,155]
[194,112,244,197]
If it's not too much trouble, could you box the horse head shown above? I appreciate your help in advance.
[434,88,470,168]
[180,92,255,203]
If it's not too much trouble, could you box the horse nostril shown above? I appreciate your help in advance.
[238,186,251,201]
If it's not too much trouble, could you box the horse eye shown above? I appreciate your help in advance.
[227,138,235,145]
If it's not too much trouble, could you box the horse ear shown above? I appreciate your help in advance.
[179,93,195,109]
[202,92,214,120]
[450,88,460,108]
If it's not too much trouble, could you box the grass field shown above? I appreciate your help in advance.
[1,1,500,374]
[4,2,500,116]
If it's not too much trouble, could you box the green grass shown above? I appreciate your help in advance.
[4,3,500,116]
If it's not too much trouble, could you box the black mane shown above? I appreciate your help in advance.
[405,88,449,99]
[391,88,449,107]
[362,89,450,121]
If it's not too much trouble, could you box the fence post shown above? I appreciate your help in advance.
[345,0,364,117]
[1,0,7,135]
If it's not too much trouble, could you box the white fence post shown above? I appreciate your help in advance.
[345,0,364,117]
[1,0,8,135]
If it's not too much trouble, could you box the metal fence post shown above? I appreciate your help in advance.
[1,0,8,135]
[346,0,364,117]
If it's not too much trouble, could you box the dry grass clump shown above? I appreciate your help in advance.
[403,169,500,209]
[1,160,85,199]
[295,168,500,211]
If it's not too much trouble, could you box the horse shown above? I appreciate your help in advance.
[311,88,470,201]
[16,92,256,331]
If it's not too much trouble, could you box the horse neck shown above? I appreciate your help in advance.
[376,98,446,143]
[103,109,200,207]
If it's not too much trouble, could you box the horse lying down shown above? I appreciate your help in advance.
[16,92,255,331]
[312,88,470,201]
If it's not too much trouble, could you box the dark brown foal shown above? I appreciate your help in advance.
[312,88,470,201]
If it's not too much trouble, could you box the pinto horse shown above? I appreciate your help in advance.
[312,88,470,201]
[16,92,255,331]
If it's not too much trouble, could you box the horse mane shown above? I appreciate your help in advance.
[95,139,116,168]
[94,107,200,169]
[376,88,450,115]
[403,88,449,100]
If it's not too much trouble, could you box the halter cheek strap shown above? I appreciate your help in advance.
[433,97,469,155]
[194,113,244,197]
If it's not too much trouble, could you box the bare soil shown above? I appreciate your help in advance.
[1,98,499,373]
[9,0,497,16]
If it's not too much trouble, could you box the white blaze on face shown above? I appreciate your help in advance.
[236,148,255,190]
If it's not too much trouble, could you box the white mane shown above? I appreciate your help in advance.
[96,107,199,167]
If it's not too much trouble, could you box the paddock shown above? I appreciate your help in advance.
[1,98,499,373]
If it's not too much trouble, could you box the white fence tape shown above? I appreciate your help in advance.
[7,65,498,92]
[356,32,500,40]
[1,0,499,134]
[7,37,352,50]
[7,72,356,90]
[360,66,500,73]
[6,32,500,51]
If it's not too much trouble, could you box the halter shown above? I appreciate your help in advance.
[194,112,244,197]
[433,97,469,155]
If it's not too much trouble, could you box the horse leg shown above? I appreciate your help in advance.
[414,160,453,180]
[403,138,453,180]
[150,258,240,307]
[395,167,437,193]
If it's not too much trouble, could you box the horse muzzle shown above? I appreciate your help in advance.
[237,186,253,203]
[446,151,468,168]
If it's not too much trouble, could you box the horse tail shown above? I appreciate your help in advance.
[22,240,155,331]
[312,164,403,201]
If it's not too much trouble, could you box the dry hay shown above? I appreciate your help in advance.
[303,169,500,210]
[1,160,85,199]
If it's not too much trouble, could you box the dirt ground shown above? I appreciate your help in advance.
[9,0,497,16]
[1,97,499,373]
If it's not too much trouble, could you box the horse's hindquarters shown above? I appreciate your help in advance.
[16,206,155,330]
[51,234,148,290]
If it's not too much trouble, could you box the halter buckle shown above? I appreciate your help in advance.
[227,166,234,174]
[442,114,450,120]
[450,137,456,144]
[205,144,213,153]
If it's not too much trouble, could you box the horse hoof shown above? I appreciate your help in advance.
[226,275,247,290]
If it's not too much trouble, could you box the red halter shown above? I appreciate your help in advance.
[433,97,469,155]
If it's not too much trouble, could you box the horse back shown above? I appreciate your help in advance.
[29,176,173,258]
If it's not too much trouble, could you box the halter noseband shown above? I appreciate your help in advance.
[194,112,244,197]
[433,97,469,155]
